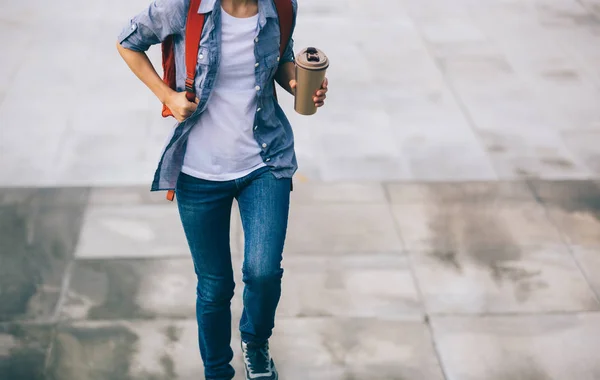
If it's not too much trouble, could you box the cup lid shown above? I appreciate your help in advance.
[295,47,329,70]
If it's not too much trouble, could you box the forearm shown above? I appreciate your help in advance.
[116,42,174,103]
[275,61,296,95]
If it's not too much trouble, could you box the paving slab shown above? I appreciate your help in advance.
[431,313,600,380]
[529,180,600,248]
[46,317,445,380]
[476,127,593,180]
[571,247,600,300]
[271,317,445,380]
[0,323,55,380]
[410,245,599,314]
[89,186,171,205]
[386,181,535,204]
[46,320,244,380]
[390,184,564,253]
[562,129,600,175]
[279,253,422,319]
[60,259,199,321]
[290,182,387,204]
[276,203,403,253]
[75,205,190,259]
[0,188,88,322]
[318,156,413,182]
[75,204,242,259]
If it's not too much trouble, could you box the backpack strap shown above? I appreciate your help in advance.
[272,0,293,102]
[165,0,205,202]
[162,0,205,118]
[184,0,205,102]
[273,0,294,59]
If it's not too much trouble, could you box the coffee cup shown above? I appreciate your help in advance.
[294,47,329,115]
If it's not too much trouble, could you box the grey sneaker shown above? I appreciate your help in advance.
[241,341,278,380]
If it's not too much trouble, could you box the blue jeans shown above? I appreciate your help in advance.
[176,167,291,380]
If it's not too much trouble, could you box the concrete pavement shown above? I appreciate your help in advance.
[2,180,600,379]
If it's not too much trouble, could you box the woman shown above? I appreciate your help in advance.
[116,0,327,379]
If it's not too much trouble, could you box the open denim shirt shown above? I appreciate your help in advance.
[118,0,298,191]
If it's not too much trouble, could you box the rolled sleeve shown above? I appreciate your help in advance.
[118,0,188,52]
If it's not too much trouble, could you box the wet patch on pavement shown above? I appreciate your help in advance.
[529,180,600,247]
[45,320,207,380]
[0,188,89,322]
[530,180,600,220]
[0,323,55,380]
[390,182,597,313]
[46,323,140,380]
[60,259,196,321]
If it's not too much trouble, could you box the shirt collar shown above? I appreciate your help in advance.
[197,0,277,19]
[259,0,278,19]
[198,0,217,14]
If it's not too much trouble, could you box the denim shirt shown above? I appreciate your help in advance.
[118,0,298,191]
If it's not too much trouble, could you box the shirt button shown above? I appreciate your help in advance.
[255,86,260,91]
[255,62,259,67]
[262,143,267,148]
[254,125,258,130]
[266,158,271,162]
[254,37,259,43]
[257,108,261,112]
[276,56,280,62]
[131,24,137,30]
[199,54,204,59]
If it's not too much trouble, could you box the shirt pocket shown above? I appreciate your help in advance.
[261,51,281,83]
[196,46,212,88]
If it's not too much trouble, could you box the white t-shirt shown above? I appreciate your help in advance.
[182,8,264,181]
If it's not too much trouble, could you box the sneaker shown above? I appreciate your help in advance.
[241,341,278,379]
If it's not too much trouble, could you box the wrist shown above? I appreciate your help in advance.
[158,87,176,104]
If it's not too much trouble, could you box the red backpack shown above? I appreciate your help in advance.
[160,0,294,201]
[160,0,294,118]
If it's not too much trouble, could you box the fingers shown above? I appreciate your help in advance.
[314,77,328,107]
[315,89,327,98]
[313,89,327,105]
[184,104,198,118]
[314,78,328,102]
[176,104,198,122]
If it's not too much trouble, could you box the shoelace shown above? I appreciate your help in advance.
[244,344,270,374]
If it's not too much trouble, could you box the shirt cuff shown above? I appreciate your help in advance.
[118,21,149,52]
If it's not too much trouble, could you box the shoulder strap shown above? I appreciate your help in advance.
[271,0,294,103]
[184,0,205,101]
[273,0,294,58]
[166,0,204,202]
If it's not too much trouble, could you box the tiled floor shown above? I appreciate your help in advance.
[1,181,599,379]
